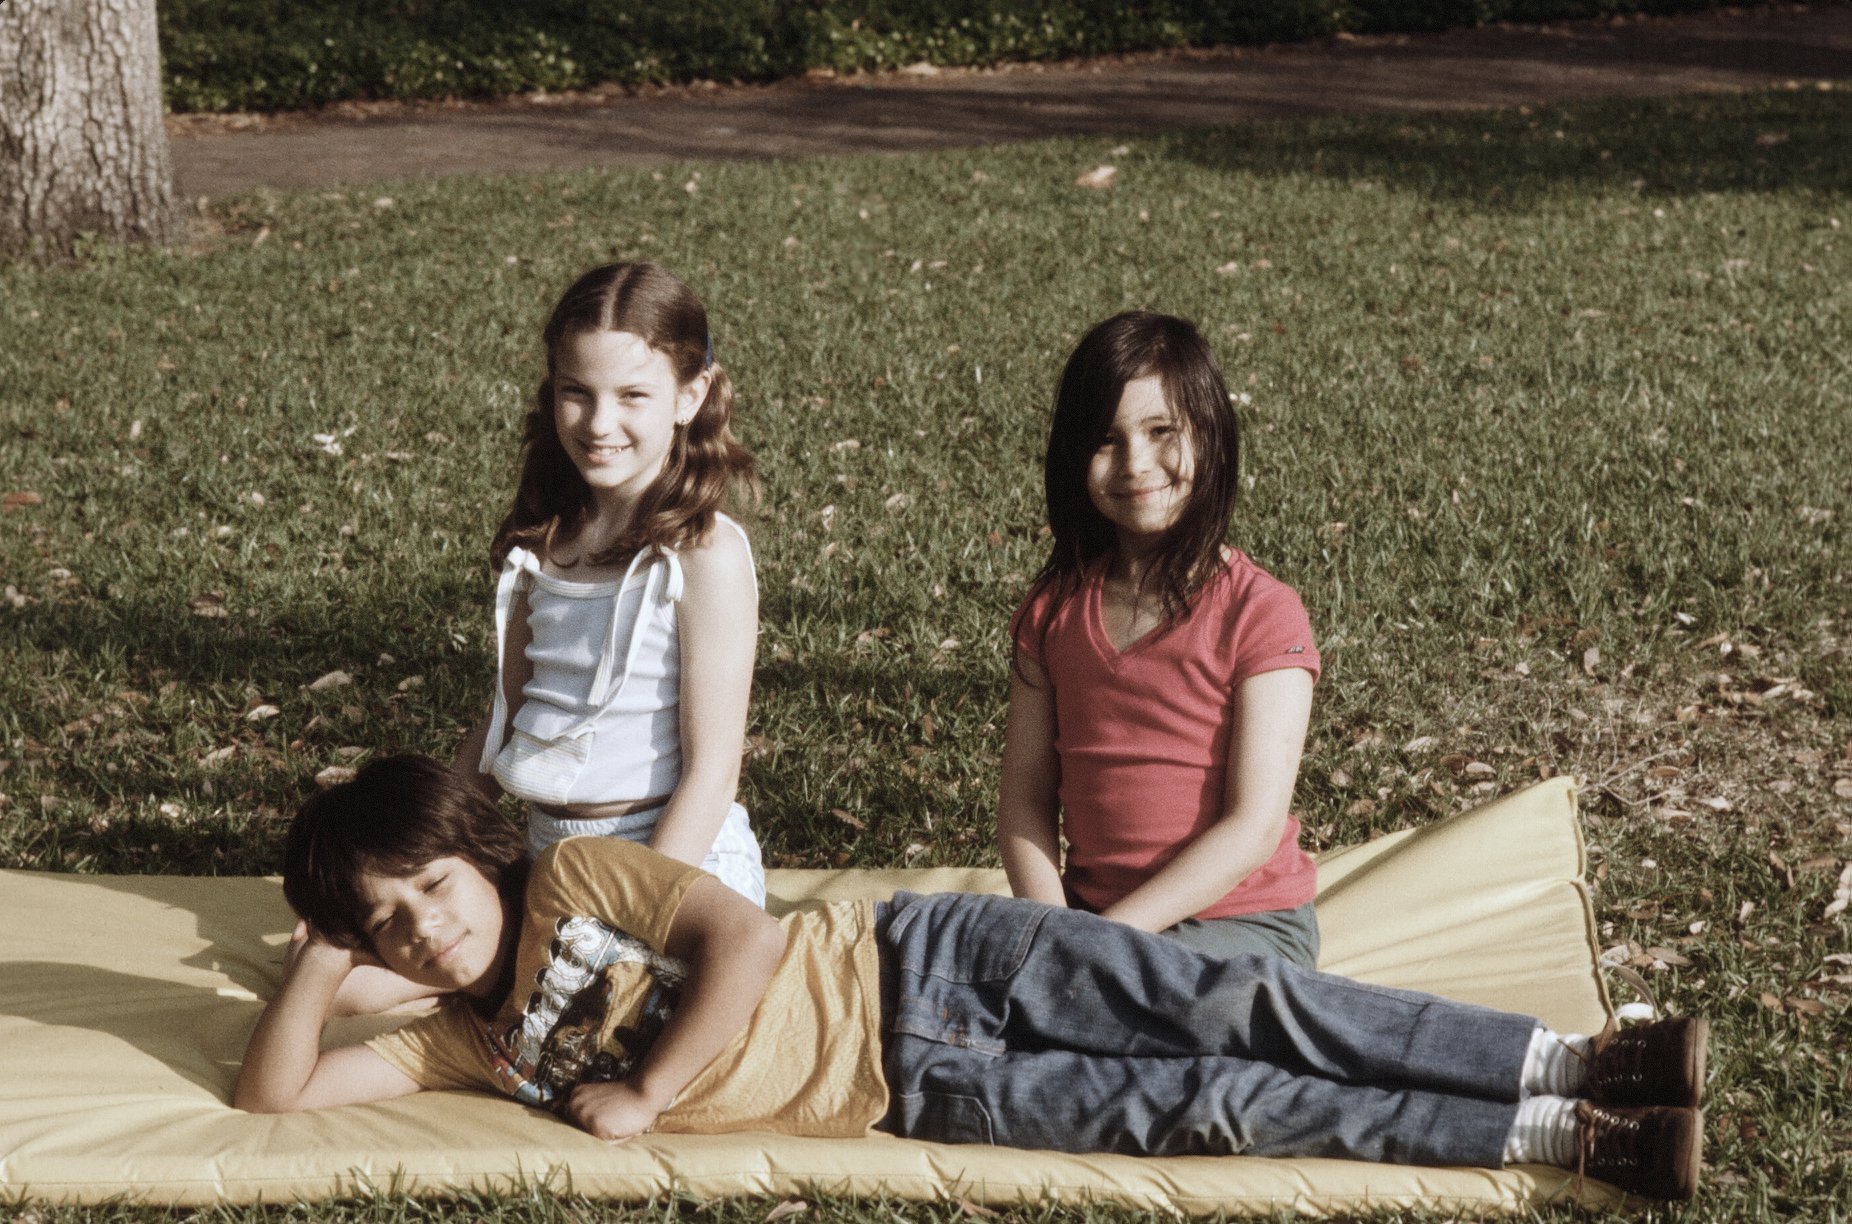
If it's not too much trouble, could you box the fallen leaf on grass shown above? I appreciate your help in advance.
[61,713,102,738]
[307,670,353,692]
[200,745,236,766]
[1823,863,1851,922]
[831,808,866,831]
[3,491,44,511]
[314,765,357,789]
[188,592,228,619]
[1770,850,1795,889]
[245,704,281,722]
[763,1200,809,1223]
[957,1199,1000,1219]
[1074,165,1117,190]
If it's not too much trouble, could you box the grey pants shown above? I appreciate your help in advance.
[876,891,1532,1165]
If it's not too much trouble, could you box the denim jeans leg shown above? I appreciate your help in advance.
[887,1032,1517,1164]
[880,891,1532,1163]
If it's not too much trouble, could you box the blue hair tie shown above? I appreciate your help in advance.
[705,336,715,369]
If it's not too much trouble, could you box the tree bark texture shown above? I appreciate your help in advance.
[1,0,176,259]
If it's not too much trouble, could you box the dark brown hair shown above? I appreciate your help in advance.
[1020,311,1242,664]
[491,262,758,569]
[284,755,529,952]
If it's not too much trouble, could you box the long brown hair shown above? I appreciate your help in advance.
[491,262,757,568]
[1018,311,1242,669]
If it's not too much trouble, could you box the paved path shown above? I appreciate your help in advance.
[168,4,1850,199]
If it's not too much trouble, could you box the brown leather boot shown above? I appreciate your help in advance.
[1576,1102,1703,1200]
[1586,1015,1709,1108]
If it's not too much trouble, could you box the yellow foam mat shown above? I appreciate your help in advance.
[0,777,1617,1212]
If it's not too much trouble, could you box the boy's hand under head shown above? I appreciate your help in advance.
[287,918,378,971]
[287,922,365,976]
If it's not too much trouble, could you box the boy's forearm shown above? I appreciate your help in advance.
[629,915,786,1111]
[233,945,351,1113]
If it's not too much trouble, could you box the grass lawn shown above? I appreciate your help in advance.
[2,84,1848,1221]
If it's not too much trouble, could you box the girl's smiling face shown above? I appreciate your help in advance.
[1085,374,1196,555]
[551,329,709,513]
[355,856,515,1000]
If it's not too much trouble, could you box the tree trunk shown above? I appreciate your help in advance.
[0,0,176,260]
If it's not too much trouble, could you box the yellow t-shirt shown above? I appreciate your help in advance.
[367,837,888,1137]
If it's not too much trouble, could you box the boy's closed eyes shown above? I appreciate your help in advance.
[352,857,516,1000]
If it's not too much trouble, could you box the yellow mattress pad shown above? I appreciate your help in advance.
[0,777,1619,1213]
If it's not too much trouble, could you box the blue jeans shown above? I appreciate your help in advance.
[876,891,1531,1166]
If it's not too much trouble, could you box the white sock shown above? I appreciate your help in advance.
[1502,1094,1578,1166]
[1520,1026,1591,1098]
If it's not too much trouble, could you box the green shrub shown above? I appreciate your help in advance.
[157,0,1772,113]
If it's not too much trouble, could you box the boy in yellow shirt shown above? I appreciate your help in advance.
[237,756,1708,1199]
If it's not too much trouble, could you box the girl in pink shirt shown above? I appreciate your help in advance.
[1000,311,1323,965]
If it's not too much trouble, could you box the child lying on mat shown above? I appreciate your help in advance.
[236,755,1709,1201]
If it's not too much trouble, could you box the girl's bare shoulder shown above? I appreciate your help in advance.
[677,517,754,589]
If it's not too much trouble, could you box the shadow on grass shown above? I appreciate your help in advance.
[1157,88,1851,207]
[749,643,997,867]
[4,577,491,872]
[5,574,481,693]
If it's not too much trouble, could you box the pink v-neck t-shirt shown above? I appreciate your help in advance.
[1012,551,1321,920]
